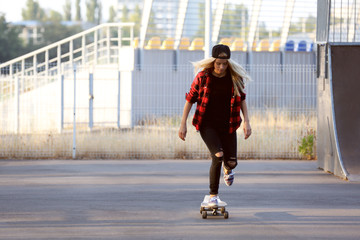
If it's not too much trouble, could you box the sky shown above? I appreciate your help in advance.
[0,0,116,22]
[0,0,317,31]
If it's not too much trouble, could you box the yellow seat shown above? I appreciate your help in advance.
[189,38,204,50]
[161,37,175,50]
[178,37,190,50]
[218,38,232,47]
[145,36,161,49]
[230,38,245,51]
[133,37,139,48]
[256,39,270,51]
[243,41,257,51]
[252,41,258,51]
[269,39,281,51]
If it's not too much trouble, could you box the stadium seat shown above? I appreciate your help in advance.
[189,38,204,50]
[297,40,307,51]
[269,39,281,51]
[251,41,257,51]
[133,37,139,48]
[219,38,232,47]
[256,39,270,51]
[145,36,161,49]
[230,38,245,51]
[242,41,257,51]
[178,37,190,50]
[161,37,175,50]
[309,42,315,51]
[285,40,295,51]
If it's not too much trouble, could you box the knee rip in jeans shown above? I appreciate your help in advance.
[224,157,237,170]
[215,152,223,158]
[215,148,224,158]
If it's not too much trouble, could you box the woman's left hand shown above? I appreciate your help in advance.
[243,121,252,139]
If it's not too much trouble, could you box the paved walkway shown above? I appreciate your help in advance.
[0,160,359,240]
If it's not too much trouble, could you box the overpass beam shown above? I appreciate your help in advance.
[174,0,189,50]
[280,0,295,50]
[212,0,226,44]
[139,0,153,49]
[204,0,212,58]
[247,0,262,52]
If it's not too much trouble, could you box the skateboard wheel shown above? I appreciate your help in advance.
[224,211,229,219]
[202,211,207,219]
[221,207,225,214]
[200,207,205,214]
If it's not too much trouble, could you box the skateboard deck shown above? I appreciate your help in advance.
[200,195,229,219]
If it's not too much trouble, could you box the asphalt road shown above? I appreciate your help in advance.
[0,159,359,240]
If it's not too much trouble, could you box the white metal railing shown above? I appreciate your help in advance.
[0,22,134,79]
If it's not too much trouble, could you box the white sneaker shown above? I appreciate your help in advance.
[208,196,219,207]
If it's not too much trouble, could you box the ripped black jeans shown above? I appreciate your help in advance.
[200,125,237,195]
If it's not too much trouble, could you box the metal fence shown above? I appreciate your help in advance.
[317,0,360,43]
[0,63,316,159]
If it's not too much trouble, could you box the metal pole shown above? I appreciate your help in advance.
[94,30,98,65]
[204,0,212,58]
[15,76,19,134]
[117,71,121,129]
[82,35,86,64]
[59,73,64,133]
[107,26,111,64]
[72,64,77,159]
[89,73,94,131]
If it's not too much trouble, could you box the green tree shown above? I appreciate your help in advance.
[289,14,316,34]
[41,22,82,46]
[257,21,269,39]
[196,3,249,40]
[86,0,102,24]
[108,6,116,23]
[22,0,45,21]
[114,4,142,42]
[195,2,205,37]
[45,10,63,22]
[305,15,316,33]
[0,14,24,62]
[121,5,129,22]
[75,0,82,21]
[97,2,102,25]
[129,5,142,37]
[146,8,162,37]
[39,9,81,47]
[219,4,249,39]
[63,0,72,21]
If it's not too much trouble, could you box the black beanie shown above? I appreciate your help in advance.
[212,44,231,59]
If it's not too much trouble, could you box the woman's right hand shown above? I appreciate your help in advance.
[178,124,187,141]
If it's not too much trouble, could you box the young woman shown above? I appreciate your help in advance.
[178,44,252,206]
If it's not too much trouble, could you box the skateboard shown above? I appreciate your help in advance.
[200,195,229,219]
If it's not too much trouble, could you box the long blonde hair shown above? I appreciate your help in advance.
[192,57,251,96]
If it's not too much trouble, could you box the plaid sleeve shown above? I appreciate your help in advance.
[185,73,201,103]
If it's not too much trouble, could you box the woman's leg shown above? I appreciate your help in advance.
[200,127,223,195]
[221,131,237,172]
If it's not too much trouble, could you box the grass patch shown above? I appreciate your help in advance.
[0,110,316,159]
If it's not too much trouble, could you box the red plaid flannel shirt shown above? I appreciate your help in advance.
[185,70,246,133]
